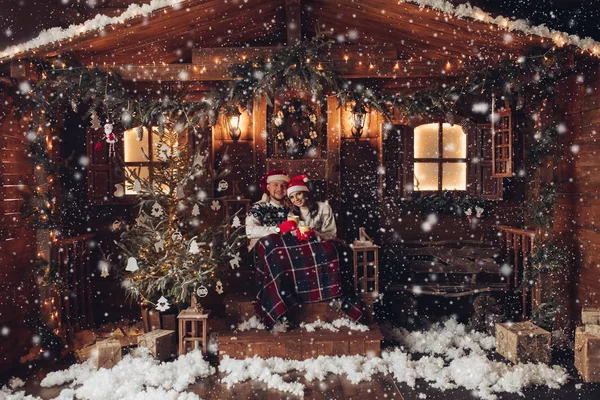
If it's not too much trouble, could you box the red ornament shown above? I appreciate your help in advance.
[94,141,102,151]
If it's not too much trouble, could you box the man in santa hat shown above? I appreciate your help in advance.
[245,170,298,250]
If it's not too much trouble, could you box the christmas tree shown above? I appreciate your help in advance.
[114,124,240,311]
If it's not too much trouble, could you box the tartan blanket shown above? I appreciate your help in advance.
[253,233,362,328]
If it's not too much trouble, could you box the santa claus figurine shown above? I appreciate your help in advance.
[104,121,117,157]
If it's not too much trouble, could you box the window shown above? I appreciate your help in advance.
[123,126,162,195]
[413,122,467,192]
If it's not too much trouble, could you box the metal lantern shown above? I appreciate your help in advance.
[224,107,242,141]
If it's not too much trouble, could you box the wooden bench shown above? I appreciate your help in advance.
[386,240,507,298]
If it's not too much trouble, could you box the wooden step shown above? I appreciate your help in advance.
[217,325,383,360]
[225,296,343,324]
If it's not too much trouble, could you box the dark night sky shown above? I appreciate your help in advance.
[1,0,600,50]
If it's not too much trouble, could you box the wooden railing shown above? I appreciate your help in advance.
[496,225,537,318]
[48,233,95,341]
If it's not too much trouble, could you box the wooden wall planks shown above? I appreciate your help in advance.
[0,109,37,377]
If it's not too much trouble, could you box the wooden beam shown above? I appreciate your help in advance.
[111,58,474,81]
[285,0,302,45]
[192,44,397,65]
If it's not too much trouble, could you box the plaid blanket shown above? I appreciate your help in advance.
[253,233,362,328]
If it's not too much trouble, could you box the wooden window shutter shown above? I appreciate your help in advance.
[474,123,503,200]
[381,124,405,198]
[86,128,114,204]
[492,108,513,178]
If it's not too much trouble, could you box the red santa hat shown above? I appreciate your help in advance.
[287,174,310,196]
[260,170,290,200]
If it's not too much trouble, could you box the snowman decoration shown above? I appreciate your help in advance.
[104,121,117,157]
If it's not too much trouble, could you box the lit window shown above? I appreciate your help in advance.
[413,123,467,191]
[123,127,162,194]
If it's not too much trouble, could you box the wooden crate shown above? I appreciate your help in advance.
[141,309,162,332]
[582,308,600,325]
[495,321,551,364]
[137,329,176,361]
[96,339,122,369]
[575,327,600,382]
[585,324,600,338]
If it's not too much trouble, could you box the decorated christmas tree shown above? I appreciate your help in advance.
[114,123,240,312]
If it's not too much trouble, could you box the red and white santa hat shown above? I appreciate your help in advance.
[260,169,290,192]
[287,174,310,196]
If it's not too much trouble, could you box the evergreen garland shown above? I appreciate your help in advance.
[402,191,490,217]
[530,238,570,272]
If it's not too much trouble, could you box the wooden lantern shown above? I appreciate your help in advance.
[177,309,210,355]
[352,243,379,323]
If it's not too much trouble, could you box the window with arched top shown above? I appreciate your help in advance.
[412,122,467,192]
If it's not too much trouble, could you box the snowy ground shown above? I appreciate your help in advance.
[1,319,572,400]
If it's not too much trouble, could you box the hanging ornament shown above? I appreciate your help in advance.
[229,252,241,269]
[215,280,224,295]
[188,238,200,254]
[158,143,171,161]
[125,257,139,272]
[91,110,102,130]
[104,121,117,157]
[136,126,144,141]
[193,153,206,167]
[210,200,221,211]
[156,296,170,312]
[217,180,229,192]
[196,286,208,298]
[465,208,473,223]
[176,185,185,199]
[112,220,122,231]
[133,179,142,192]
[71,98,79,113]
[171,230,183,242]
[99,260,110,278]
[475,206,484,219]
[135,212,148,225]
[114,183,124,198]
[231,215,241,228]
[151,202,164,217]
[154,236,165,252]
[192,203,200,217]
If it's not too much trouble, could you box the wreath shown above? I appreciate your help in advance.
[272,100,320,154]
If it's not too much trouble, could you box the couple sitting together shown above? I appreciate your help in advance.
[245,170,362,329]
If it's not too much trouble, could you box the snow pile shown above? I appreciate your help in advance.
[219,354,388,397]
[220,319,568,399]
[300,318,370,333]
[0,0,185,59]
[383,318,495,359]
[236,316,266,332]
[400,0,600,54]
[0,348,215,400]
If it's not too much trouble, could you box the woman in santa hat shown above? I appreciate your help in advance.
[287,174,337,240]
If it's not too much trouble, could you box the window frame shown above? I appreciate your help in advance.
[122,126,157,196]
[406,121,469,196]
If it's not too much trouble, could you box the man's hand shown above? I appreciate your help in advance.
[278,220,298,233]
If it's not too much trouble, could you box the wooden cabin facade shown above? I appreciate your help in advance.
[1,0,600,375]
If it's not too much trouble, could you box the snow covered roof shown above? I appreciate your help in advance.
[1,0,600,64]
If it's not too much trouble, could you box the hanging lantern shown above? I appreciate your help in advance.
[350,101,367,140]
[224,106,242,141]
